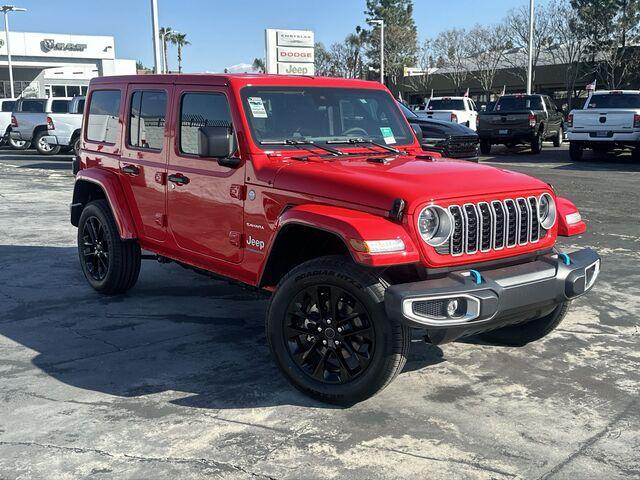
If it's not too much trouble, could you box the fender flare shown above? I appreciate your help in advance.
[274,204,421,267]
[72,168,137,239]
[556,195,586,236]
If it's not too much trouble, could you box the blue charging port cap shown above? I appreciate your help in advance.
[559,253,571,266]
[469,269,482,284]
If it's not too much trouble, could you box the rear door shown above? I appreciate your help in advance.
[119,83,172,242]
[166,85,245,263]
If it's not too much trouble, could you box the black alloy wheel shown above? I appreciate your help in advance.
[284,284,375,384]
[81,215,110,281]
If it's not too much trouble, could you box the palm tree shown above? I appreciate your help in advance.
[252,58,265,73]
[158,27,173,73]
[171,33,190,74]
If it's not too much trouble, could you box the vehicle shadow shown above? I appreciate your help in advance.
[0,245,444,410]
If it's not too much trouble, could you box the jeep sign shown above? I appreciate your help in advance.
[265,29,315,76]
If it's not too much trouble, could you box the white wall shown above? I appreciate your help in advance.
[100,59,137,76]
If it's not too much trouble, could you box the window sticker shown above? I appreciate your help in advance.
[248,97,268,118]
[379,126,396,144]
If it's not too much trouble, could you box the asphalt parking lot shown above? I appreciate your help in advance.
[0,144,638,480]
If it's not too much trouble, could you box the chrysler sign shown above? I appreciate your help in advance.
[41,38,88,53]
[265,29,315,76]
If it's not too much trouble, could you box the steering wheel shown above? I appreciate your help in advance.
[341,127,369,137]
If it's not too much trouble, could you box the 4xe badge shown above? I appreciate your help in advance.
[246,235,265,252]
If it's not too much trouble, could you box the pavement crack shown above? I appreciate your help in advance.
[535,398,638,480]
[0,441,278,479]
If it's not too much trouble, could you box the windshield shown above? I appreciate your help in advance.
[427,99,465,110]
[241,86,414,148]
[585,93,640,109]
[495,96,543,111]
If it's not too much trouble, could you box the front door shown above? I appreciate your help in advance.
[166,86,245,263]
[119,84,171,242]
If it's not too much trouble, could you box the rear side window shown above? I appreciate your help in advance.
[20,100,46,112]
[51,100,69,113]
[180,92,232,155]
[128,90,167,150]
[76,99,85,113]
[1,100,15,112]
[428,99,465,110]
[86,90,121,144]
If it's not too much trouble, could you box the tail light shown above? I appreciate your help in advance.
[10,115,17,127]
[450,112,458,123]
[567,113,573,128]
[46,116,55,130]
[476,115,480,129]
[528,113,537,128]
[634,114,640,128]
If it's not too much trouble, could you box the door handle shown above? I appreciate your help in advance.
[168,173,190,185]
[121,164,140,175]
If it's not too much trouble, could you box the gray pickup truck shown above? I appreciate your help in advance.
[9,97,78,155]
[477,94,564,154]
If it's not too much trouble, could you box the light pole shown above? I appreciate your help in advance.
[526,0,534,94]
[368,19,384,84]
[150,0,161,74]
[1,5,26,99]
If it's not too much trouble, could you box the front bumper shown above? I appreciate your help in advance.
[384,248,600,343]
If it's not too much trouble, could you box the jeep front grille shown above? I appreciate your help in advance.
[436,197,544,256]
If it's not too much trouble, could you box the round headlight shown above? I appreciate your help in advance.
[538,193,557,229]
[417,205,452,246]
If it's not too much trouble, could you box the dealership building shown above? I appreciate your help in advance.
[0,31,136,98]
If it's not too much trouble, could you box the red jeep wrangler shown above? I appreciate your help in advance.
[71,74,600,405]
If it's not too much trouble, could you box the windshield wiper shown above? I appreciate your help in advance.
[325,137,402,154]
[260,139,345,156]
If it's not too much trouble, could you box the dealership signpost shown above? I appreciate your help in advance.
[265,29,314,76]
[1,5,27,98]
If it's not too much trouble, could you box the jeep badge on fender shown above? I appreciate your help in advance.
[70,73,600,406]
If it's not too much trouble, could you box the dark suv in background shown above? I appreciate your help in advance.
[477,94,564,154]
[398,102,479,161]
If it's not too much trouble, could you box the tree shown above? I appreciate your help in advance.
[252,58,265,73]
[314,33,367,79]
[433,28,471,94]
[159,27,173,73]
[548,0,590,108]
[502,3,553,88]
[467,24,509,97]
[363,0,418,85]
[404,39,435,98]
[571,0,640,88]
[314,42,333,76]
[171,33,190,74]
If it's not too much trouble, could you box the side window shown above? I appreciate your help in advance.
[76,99,85,113]
[51,100,69,113]
[180,92,232,156]
[1,100,15,112]
[543,97,552,111]
[86,90,121,144]
[128,90,167,150]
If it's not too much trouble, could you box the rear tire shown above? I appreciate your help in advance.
[569,141,584,161]
[34,131,61,155]
[479,139,491,155]
[77,199,141,295]
[632,147,640,162]
[553,127,563,147]
[266,255,409,405]
[9,136,30,150]
[73,136,81,157]
[478,302,570,347]
[531,131,543,154]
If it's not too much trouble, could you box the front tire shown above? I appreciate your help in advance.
[569,141,584,161]
[478,302,570,347]
[73,136,81,157]
[77,199,141,295]
[480,139,491,155]
[266,256,409,405]
[34,131,61,155]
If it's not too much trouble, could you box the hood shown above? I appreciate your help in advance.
[408,116,477,138]
[273,154,549,213]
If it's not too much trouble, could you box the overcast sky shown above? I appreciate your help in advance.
[8,0,551,72]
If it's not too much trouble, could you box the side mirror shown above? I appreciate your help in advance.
[198,126,241,168]
[410,123,423,142]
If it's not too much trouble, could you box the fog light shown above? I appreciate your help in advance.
[446,299,459,317]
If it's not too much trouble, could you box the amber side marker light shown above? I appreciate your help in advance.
[349,238,405,254]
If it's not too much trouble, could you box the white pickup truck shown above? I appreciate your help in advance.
[0,98,18,147]
[567,90,640,161]
[414,96,479,130]
[42,96,85,156]
[9,97,73,154]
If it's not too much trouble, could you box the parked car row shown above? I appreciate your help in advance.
[3,96,85,155]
